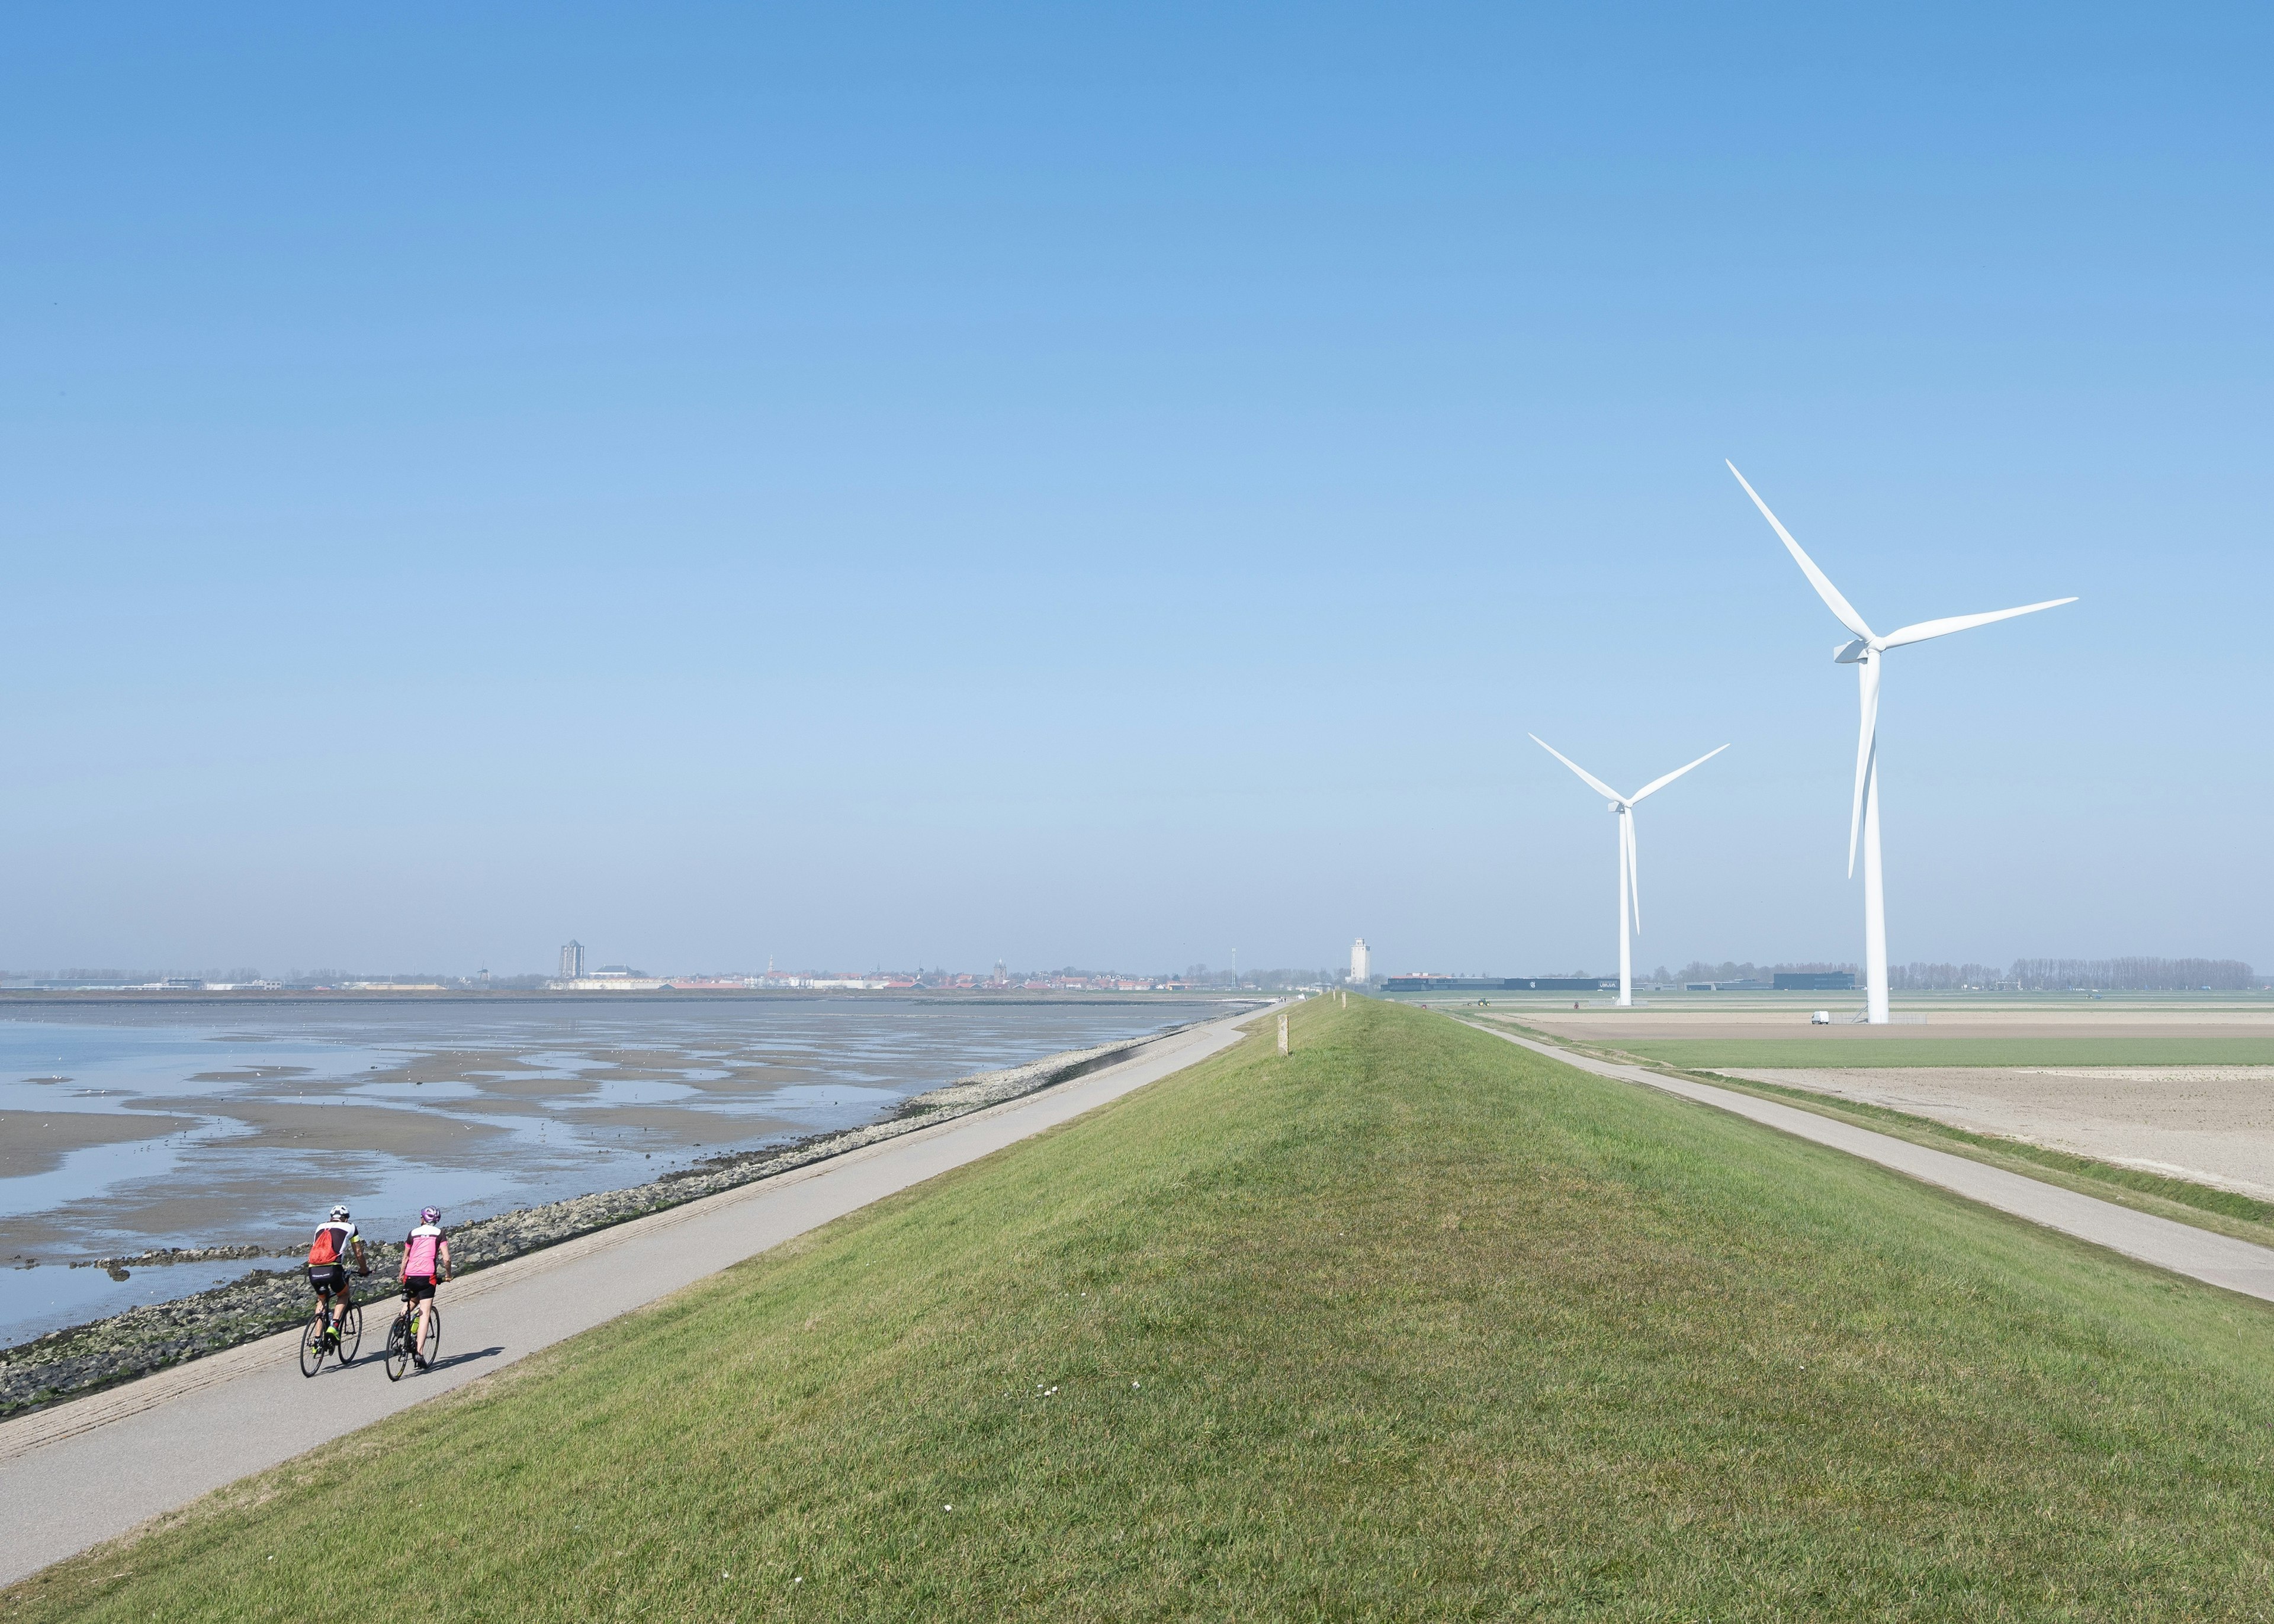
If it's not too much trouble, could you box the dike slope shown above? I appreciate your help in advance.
[12,996,2274,1620]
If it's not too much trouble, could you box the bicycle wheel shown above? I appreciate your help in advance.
[416,1303,441,1368]
[384,1311,412,1382]
[338,1303,364,1364]
[298,1313,326,1378]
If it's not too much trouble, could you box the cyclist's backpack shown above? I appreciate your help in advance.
[308,1223,351,1266]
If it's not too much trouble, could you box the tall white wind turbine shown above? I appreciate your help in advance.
[1530,735,1728,1008]
[1727,461,2076,1024]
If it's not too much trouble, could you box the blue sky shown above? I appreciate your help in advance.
[2,4,2268,977]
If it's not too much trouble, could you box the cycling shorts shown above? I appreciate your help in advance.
[402,1275,439,1301]
[307,1264,349,1295]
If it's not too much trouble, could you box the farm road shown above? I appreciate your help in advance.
[1467,1019,2274,1304]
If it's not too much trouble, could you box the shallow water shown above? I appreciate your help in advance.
[0,996,1225,1345]
[4,1257,267,1343]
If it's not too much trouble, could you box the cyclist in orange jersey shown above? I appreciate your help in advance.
[305,1205,370,1347]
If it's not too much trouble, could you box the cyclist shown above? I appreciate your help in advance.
[306,1204,370,1348]
[398,1207,452,1367]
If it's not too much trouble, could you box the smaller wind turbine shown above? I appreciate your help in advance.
[1530,736,1729,1008]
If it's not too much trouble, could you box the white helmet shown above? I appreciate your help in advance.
[329,1205,351,1222]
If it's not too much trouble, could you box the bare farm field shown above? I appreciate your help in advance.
[1506,998,2274,1070]
[1711,1065,2274,1202]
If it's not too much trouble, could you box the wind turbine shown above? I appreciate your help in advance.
[1530,735,1728,1008]
[1727,461,2076,1024]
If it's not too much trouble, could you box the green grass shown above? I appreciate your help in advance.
[15,998,2274,1621]
[1619,1035,2274,1068]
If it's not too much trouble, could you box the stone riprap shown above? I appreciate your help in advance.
[69,1245,276,1277]
[0,1030,1177,1418]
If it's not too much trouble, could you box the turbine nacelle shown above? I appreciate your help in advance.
[1834,638,1870,664]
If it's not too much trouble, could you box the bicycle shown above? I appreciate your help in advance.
[383,1287,442,1381]
[298,1295,363,1377]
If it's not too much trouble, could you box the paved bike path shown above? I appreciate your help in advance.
[0,1006,1267,1587]
[1466,1019,2274,1303]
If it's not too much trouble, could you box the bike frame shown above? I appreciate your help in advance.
[301,1295,362,1375]
[387,1279,445,1375]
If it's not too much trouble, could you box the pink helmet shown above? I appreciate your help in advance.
[419,1207,441,1225]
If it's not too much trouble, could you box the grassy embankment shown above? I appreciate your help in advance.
[14,997,2274,1620]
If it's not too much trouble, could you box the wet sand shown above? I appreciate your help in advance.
[1719,1065,2274,1199]
[176,1101,519,1156]
[0,1111,195,1180]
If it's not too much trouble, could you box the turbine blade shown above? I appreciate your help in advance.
[1624,812,1642,934]
[1848,656,1880,878]
[1726,461,1877,642]
[1877,597,2077,649]
[1630,742,1730,803]
[1529,734,1623,802]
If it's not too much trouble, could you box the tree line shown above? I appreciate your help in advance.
[1870,959,2251,991]
[1668,961,1855,985]
[2003,957,2257,991]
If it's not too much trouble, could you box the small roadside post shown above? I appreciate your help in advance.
[1278,1012,1290,1056]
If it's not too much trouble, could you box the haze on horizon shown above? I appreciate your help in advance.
[2,6,2267,982]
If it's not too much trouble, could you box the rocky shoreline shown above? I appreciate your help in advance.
[0,1027,1183,1420]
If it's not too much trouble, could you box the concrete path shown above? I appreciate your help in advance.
[1467,1020,2274,1304]
[0,1006,1268,1587]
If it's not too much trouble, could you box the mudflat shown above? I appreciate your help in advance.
[0,1111,195,1181]
[0,997,1229,1346]
[172,1099,518,1156]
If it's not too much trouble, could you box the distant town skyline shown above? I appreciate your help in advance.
[3,953,2257,996]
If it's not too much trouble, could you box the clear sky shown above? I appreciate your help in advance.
[2,5,2267,979]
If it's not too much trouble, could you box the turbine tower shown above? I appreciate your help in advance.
[1530,735,1728,1008]
[1727,461,2075,1024]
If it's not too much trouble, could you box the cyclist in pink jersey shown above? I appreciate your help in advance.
[397,1207,452,1366]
